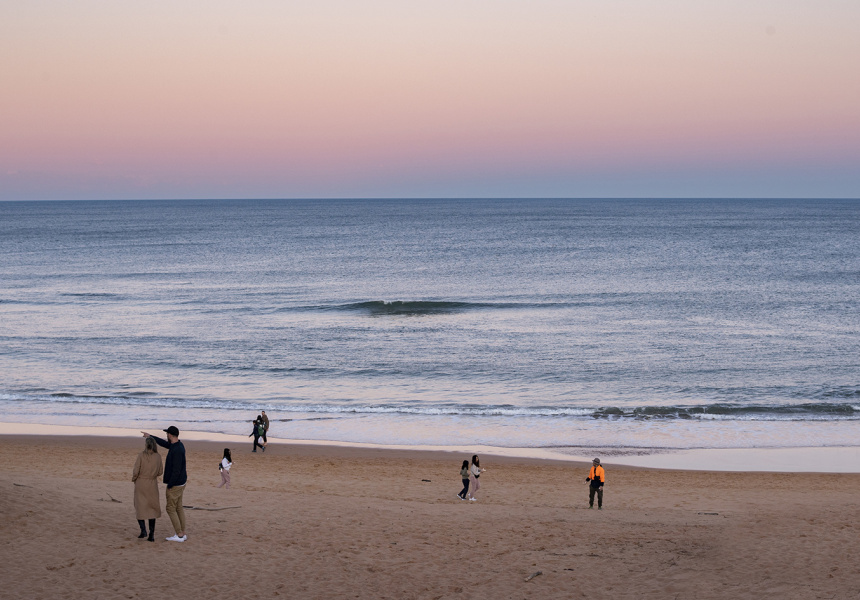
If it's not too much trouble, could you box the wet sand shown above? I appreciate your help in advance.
[2,433,859,599]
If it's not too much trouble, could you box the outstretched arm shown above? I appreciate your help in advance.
[141,432,170,449]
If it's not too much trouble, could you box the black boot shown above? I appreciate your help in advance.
[137,520,147,538]
[147,519,155,542]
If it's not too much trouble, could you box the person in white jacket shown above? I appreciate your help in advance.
[467,454,486,501]
[217,448,232,489]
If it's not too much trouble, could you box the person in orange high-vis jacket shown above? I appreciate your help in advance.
[586,458,605,509]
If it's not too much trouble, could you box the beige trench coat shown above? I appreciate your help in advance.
[132,450,163,520]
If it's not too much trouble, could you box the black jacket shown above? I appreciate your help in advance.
[151,435,187,488]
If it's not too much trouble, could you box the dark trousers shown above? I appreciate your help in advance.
[589,485,603,507]
[253,435,263,451]
[459,479,470,498]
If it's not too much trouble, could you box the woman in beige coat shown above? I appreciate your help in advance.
[132,437,163,542]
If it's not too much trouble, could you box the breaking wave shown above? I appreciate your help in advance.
[4,393,860,422]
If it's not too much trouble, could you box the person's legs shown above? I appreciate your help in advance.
[589,486,596,507]
[175,486,186,535]
[217,469,228,488]
[165,485,186,538]
[459,479,469,499]
[148,518,156,541]
[165,486,181,534]
[223,470,231,489]
[137,519,147,537]
[596,488,603,508]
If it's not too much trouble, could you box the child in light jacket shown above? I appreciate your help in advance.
[217,448,232,488]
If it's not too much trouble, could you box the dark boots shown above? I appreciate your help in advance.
[138,519,156,541]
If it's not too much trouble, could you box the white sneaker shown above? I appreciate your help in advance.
[166,534,185,542]
[469,497,477,502]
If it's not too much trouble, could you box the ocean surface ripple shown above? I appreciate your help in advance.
[1,198,858,450]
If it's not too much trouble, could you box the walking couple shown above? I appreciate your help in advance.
[457,455,486,502]
[250,410,269,452]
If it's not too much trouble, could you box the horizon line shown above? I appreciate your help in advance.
[2,196,859,203]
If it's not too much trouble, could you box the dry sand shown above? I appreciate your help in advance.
[2,434,859,599]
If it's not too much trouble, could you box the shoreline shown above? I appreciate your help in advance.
[3,421,859,472]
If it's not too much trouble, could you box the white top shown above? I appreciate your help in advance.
[470,463,481,477]
[221,458,232,471]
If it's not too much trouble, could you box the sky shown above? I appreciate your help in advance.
[1,1,859,200]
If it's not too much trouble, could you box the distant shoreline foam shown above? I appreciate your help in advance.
[3,421,859,473]
[7,391,860,420]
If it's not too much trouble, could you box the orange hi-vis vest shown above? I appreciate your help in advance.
[589,465,605,484]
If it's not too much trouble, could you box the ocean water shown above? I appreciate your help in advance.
[1,198,858,454]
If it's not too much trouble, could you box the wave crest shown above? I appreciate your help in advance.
[336,300,493,315]
[4,393,860,422]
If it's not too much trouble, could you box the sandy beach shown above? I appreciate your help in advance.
[2,433,860,599]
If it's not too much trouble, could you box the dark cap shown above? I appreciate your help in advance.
[163,425,180,436]
[592,458,600,465]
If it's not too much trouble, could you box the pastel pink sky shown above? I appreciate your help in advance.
[2,1,859,199]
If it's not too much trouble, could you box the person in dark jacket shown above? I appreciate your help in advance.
[457,459,470,500]
[586,457,605,509]
[260,410,270,444]
[249,416,267,452]
[142,426,188,541]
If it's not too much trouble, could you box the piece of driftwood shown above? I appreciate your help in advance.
[102,493,122,503]
[13,483,32,487]
[183,505,241,511]
[525,571,542,582]
[421,479,431,482]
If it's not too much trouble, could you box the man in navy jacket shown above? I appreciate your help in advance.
[142,426,187,542]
